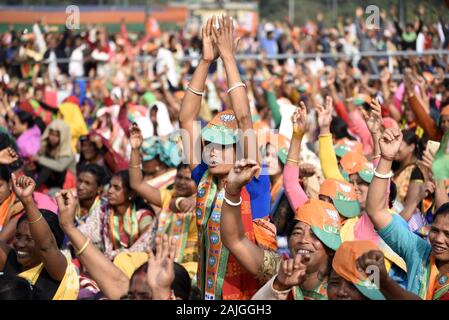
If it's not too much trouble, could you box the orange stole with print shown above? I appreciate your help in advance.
[196,173,261,300]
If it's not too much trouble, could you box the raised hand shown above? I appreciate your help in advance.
[316,96,333,133]
[291,101,308,137]
[201,16,219,63]
[379,127,403,160]
[177,197,196,213]
[355,250,388,283]
[298,163,316,178]
[225,159,260,195]
[129,123,144,150]
[418,180,436,200]
[362,98,382,134]
[55,190,78,230]
[11,173,36,202]
[0,147,19,165]
[212,15,240,60]
[147,234,177,300]
[273,254,309,291]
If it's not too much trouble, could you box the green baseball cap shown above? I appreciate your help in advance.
[201,110,239,145]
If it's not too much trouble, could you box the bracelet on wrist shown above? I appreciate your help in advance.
[380,154,395,161]
[223,193,242,207]
[373,168,394,179]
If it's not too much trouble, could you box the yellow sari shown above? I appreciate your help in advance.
[18,252,79,300]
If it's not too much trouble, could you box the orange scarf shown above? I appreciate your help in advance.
[425,255,449,300]
[0,193,16,230]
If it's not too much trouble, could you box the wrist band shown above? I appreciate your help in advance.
[373,168,394,179]
[187,85,205,96]
[175,197,185,211]
[286,158,299,165]
[223,193,242,207]
[76,239,91,256]
[381,154,396,161]
[28,214,43,225]
[227,82,246,94]
[129,164,141,169]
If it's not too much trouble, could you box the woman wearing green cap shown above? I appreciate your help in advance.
[221,158,342,300]
[179,16,272,300]
[367,127,449,300]
[316,95,409,287]
[252,240,420,300]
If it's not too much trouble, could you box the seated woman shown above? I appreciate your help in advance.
[129,124,198,280]
[31,119,75,194]
[252,240,420,300]
[57,190,193,300]
[75,164,110,226]
[0,174,79,300]
[77,131,128,175]
[77,170,156,260]
[6,110,41,161]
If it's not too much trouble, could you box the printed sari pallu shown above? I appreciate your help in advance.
[196,171,261,300]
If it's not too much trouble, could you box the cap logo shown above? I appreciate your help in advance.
[338,183,351,193]
[220,114,236,122]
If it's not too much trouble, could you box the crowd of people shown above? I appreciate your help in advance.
[0,4,449,300]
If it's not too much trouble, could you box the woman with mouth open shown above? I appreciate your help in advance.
[365,127,449,300]
[0,174,79,299]
[179,15,273,300]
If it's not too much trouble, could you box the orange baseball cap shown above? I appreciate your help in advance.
[340,151,374,183]
[319,179,361,218]
[441,105,449,117]
[334,138,364,157]
[295,199,342,250]
[332,241,386,300]
[201,110,239,145]
[354,94,372,106]
[265,133,290,164]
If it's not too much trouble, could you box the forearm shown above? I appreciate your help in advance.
[366,157,392,228]
[129,148,162,207]
[266,91,282,128]
[222,56,252,131]
[284,134,309,210]
[318,134,345,181]
[63,225,129,299]
[179,60,210,123]
[380,276,421,300]
[407,95,441,141]
[221,191,263,275]
[399,183,422,221]
[22,199,58,251]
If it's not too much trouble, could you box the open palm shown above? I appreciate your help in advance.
[316,96,333,128]
[202,17,219,62]
[129,123,143,149]
[147,235,176,299]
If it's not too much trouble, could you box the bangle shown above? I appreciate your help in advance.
[286,158,299,165]
[187,85,205,96]
[227,82,246,94]
[373,168,394,179]
[76,239,91,256]
[380,154,395,161]
[175,197,185,211]
[223,193,242,207]
[28,214,43,225]
[129,164,141,169]
[372,155,381,160]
